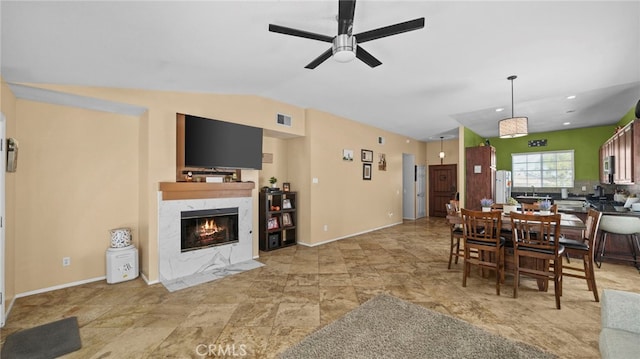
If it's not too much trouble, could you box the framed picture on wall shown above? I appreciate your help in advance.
[363,163,372,180]
[342,149,354,161]
[361,149,373,162]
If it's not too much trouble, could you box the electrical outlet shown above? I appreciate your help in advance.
[581,186,587,191]
[62,257,71,267]
[323,225,328,231]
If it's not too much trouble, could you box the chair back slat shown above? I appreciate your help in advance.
[520,202,558,214]
[510,212,561,252]
[461,208,502,245]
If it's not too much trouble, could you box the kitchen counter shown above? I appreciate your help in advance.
[512,192,640,216]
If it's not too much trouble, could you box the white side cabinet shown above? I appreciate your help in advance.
[106,245,139,284]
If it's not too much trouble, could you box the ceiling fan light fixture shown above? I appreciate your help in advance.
[499,75,529,138]
[332,34,356,62]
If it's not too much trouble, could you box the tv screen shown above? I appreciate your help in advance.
[184,115,263,170]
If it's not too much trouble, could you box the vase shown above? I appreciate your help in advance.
[503,205,518,214]
[482,207,491,212]
[110,228,132,248]
[540,210,551,215]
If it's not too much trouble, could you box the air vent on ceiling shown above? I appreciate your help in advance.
[276,113,292,127]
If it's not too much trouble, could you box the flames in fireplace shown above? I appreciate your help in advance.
[199,219,221,237]
[181,208,239,252]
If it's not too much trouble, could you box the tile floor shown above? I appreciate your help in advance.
[2,217,639,358]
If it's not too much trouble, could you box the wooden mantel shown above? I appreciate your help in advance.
[159,181,255,200]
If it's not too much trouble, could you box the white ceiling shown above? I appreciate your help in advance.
[2,1,639,142]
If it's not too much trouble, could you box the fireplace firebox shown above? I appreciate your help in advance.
[180,208,239,252]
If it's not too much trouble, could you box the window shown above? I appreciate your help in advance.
[512,150,574,188]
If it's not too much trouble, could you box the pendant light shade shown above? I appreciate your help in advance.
[439,136,445,163]
[499,75,528,138]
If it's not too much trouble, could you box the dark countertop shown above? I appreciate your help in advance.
[512,192,640,217]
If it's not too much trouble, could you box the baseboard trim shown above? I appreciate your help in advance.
[140,272,159,285]
[297,221,402,247]
[15,276,106,298]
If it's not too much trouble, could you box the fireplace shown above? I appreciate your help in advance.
[180,207,239,252]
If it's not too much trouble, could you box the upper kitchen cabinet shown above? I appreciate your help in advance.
[465,145,496,210]
[600,120,639,184]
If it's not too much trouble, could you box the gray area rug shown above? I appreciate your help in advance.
[279,294,556,359]
[1,316,82,359]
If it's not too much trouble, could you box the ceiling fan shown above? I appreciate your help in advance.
[268,0,425,69]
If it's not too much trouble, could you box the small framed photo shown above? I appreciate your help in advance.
[282,182,290,192]
[282,213,293,227]
[282,198,292,209]
[361,149,373,162]
[378,153,387,171]
[342,149,354,161]
[363,163,372,180]
[267,217,279,230]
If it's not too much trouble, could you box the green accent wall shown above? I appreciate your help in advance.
[464,127,485,148]
[488,125,615,181]
[461,104,636,182]
[617,106,636,127]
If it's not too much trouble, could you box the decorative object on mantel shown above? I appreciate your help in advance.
[110,228,132,248]
[499,75,528,138]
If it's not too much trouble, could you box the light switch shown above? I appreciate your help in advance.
[312,178,319,184]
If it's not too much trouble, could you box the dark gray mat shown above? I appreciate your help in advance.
[280,294,557,359]
[1,316,82,359]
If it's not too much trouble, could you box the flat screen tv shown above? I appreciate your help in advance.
[184,114,263,170]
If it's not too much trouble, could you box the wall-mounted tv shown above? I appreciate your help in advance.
[184,114,263,170]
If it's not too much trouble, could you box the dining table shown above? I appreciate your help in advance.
[446,210,586,232]
[446,209,586,291]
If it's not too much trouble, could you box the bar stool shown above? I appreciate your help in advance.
[595,215,640,269]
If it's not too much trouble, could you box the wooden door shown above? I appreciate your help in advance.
[429,164,457,217]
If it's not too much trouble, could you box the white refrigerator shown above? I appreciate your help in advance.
[495,170,511,204]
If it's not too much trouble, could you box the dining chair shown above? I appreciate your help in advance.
[446,203,464,269]
[559,208,602,302]
[460,208,505,295]
[510,212,564,309]
[520,202,558,214]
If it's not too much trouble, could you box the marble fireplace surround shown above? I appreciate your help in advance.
[158,182,261,291]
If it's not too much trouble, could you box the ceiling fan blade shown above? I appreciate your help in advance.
[355,17,425,43]
[305,48,333,69]
[338,0,356,35]
[355,46,382,68]
[269,24,333,43]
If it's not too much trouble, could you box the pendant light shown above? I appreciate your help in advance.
[499,75,528,138]
[439,136,445,164]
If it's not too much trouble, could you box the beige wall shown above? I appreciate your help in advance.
[1,77,18,310]
[14,100,139,293]
[3,83,428,293]
[300,109,426,245]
